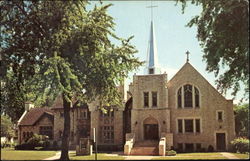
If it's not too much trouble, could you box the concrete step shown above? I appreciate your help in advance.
[130,140,159,155]
[134,140,158,147]
[130,146,159,155]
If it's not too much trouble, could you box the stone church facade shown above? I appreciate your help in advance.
[17,20,235,154]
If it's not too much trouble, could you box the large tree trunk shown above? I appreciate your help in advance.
[60,93,71,160]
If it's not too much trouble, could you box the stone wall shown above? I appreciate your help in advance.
[167,63,235,151]
[130,74,170,141]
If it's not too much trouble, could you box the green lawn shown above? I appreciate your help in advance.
[69,152,125,160]
[152,152,228,160]
[1,148,57,160]
[231,153,249,159]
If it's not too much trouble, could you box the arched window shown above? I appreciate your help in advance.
[177,84,200,108]
[195,87,199,108]
[177,88,182,108]
[184,84,193,108]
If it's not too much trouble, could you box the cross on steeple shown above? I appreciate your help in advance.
[146,1,158,21]
[186,51,190,62]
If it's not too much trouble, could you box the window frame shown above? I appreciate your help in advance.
[152,91,158,107]
[177,117,202,134]
[143,92,149,107]
[176,84,200,109]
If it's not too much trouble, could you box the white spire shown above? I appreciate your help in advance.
[146,21,161,74]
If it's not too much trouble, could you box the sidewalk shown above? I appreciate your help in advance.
[220,152,239,159]
[43,151,61,160]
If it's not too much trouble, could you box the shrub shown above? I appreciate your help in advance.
[230,137,249,153]
[27,134,44,147]
[166,150,177,156]
[15,143,35,150]
[207,145,214,152]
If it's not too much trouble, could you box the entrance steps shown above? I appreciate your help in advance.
[130,140,159,156]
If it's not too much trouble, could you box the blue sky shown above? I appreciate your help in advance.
[88,1,245,104]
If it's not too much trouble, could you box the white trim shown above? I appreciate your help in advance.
[17,111,27,126]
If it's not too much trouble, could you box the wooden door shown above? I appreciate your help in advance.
[216,133,226,151]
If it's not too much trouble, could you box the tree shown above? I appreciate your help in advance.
[1,1,142,160]
[1,115,15,139]
[234,103,249,137]
[177,0,249,101]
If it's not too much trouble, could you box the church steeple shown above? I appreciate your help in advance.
[145,2,161,75]
[146,20,161,74]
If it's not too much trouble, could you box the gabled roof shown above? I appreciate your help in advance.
[168,62,229,101]
[19,107,54,126]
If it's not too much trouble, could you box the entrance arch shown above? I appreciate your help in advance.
[143,117,159,140]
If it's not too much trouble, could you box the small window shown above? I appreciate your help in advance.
[185,119,193,133]
[144,92,149,107]
[152,92,157,107]
[23,132,26,138]
[178,119,183,133]
[149,68,154,74]
[195,119,200,133]
[218,111,223,121]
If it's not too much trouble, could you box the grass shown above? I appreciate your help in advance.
[231,153,249,159]
[69,152,125,160]
[152,152,228,160]
[1,148,57,160]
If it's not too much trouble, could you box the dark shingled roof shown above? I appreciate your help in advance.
[19,107,54,126]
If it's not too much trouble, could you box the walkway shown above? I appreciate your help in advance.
[43,151,61,160]
[124,155,156,160]
[220,152,239,159]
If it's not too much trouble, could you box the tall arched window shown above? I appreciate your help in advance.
[177,84,200,108]
[195,87,199,108]
[184,84,193,108]
[178,88,182,108]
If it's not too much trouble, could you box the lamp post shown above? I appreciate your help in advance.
[93,128,97,160]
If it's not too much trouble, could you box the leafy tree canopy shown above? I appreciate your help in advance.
[177,0,249,101]
[1,1,142,160]
[1,115,15,139]
[234,103,249,137]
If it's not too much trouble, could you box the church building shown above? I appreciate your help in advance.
[17,18,235,155]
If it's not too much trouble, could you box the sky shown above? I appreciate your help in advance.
[88,0,245,104]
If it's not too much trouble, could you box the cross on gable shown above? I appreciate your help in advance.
[186,51,190,62]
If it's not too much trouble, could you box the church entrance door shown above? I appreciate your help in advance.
[144,124,158,140]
